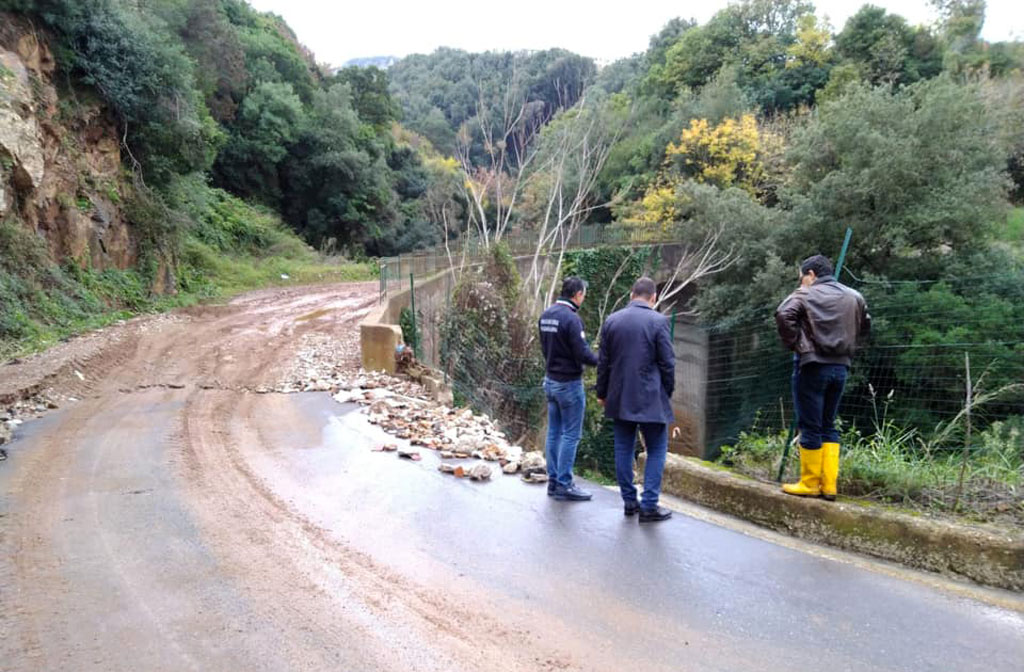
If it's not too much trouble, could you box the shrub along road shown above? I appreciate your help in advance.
[0,282,1022,671]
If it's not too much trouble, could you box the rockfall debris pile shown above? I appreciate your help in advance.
[332,373,547,485]
[272,332,363,393]
[1,393,68,460]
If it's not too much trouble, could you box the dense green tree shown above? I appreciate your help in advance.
[593,54,644,95]
[931,0,987,76]
[177,0,249,122]
[213,81,304,204]
[834,5,943,86]
[331,66,399,130]
[643,1,822,112]
[988,41,1024,78]
[11,0,223,185]
[279,84,396,251]
[387,48,596,159]
[644,17,697,70]
[783,77,1010,276]
[6,0,1021,264]
[222,0,319,102]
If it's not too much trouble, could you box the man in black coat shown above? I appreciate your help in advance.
[539,276,599,501]
[596,277,675,522]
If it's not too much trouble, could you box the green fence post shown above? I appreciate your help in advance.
[835,227,853,281]
[777,227,854,482]
[409,272,420,359]
[444,272,451,385]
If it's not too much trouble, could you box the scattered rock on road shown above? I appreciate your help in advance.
[2,393,63,439]
[337,369,554,489]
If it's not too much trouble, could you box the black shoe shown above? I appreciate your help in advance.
[547,480,557,497]
[552,484,592,501]
[624,502,640,516]
[638,506,672,523]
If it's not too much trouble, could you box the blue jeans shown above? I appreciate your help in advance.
[612,420,668,511]
[543,377,586,488]
[795,363,848,449]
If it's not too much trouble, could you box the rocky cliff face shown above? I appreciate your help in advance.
[0,15,135,271]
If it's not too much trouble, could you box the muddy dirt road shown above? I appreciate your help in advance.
[1,283,1022,671]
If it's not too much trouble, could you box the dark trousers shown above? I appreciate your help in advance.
[612,420,668,511]
[795,363,848,450]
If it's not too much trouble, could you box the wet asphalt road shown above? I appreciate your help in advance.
[240,394,1024,671]
[3,389,1023,671]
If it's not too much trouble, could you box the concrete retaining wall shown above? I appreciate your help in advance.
[361,255,547,375]
[644,453,1024,591]
[360,267,456,374]
[669,321,707,457]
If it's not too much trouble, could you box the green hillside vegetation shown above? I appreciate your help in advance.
[2,1,1023,367]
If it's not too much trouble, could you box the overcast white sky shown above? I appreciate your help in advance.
[245,0,1023,67]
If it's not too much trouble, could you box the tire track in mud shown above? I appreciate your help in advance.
[1,393,149,667]
[3,282,580,671]
[176,385,576,672]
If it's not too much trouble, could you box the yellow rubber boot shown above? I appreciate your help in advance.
[821,442,840,501]
[782,447,823,497]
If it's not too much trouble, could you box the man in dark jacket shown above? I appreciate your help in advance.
[539,276,599,501]
[775,254,870,501]
[596,277,675,523]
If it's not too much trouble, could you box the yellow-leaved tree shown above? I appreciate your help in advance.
[665,114,764,191]
[626,114,766,231]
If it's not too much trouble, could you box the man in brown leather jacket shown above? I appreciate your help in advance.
[775,255,870,500]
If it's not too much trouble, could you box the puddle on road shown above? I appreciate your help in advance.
[295,308,333,322]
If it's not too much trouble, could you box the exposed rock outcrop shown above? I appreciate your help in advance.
[0,15,136,272]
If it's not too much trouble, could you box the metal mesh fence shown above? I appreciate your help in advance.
[700,270,1024,453]
[378,223,683,301]
[399,253,1023,516]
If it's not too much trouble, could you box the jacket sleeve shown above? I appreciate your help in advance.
[596,321,610,399]
[569,315,599,367]
[656,317,675,399]
[775,291,805,351]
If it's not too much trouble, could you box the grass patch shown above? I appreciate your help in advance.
[717,414,1023,526]
[579,468,617,487]
[177,235,372,299]
[1001,207,1024,243]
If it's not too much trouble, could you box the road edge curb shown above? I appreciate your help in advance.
[644,453,1024,591]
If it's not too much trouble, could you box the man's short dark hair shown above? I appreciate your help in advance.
[800,254,834,278]
[631,277,657,299]
[560,276,588,299]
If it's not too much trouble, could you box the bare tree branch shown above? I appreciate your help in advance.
[654,227,738,313]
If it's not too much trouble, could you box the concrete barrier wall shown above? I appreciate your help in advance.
[644,453,1024,591]
[360,268,456,374]
[669,322,708,457]
[359,315,403,373]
